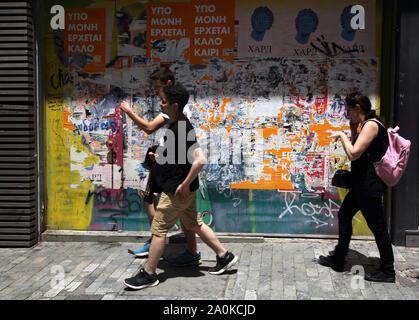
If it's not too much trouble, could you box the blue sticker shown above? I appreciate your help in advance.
[250,6,274,42]
[295,9,319,45]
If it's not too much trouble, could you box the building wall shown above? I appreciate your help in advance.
[40,0,382,235]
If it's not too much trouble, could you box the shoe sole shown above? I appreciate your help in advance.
[128,249,149,258]
[124,279,159,290]
[364,277,395,283]
[208,256,238,275]
[318,262,344,272]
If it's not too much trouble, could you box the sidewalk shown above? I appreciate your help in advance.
[0,236,417,300]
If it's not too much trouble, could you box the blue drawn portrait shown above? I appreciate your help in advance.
[295,9,319,45]
[250,6,274,42]
[341,5,357,41]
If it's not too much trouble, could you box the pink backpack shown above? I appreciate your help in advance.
[369,119,411,186]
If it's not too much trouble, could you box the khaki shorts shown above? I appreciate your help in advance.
[150,191,203,237]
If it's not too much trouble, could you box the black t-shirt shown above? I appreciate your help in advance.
[351,119,389,196]
[150,118,200,194]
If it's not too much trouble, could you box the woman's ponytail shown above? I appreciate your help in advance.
[366,109,377,120]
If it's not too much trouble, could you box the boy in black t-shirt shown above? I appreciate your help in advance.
[120,68,199,265]
[124,83,238,290]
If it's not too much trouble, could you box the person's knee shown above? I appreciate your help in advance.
[151,233,166,241]
[188,224,203,234]
[338,209,352,222]
[368,222,387,235]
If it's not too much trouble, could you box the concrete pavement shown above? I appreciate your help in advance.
[0,235,418,300]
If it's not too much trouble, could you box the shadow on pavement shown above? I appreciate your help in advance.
[124,243,237,291]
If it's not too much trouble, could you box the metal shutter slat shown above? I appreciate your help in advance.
[0,240,37,247]
[0,2,31,8]
[0,9,31,15]
[0,90,33,96]
[0,22,32,28]
[0,214,36,221]
[0,203,35,209]
[0,49,32,55]
[0,154,35,161]
[0,62,33,69]
[0,221,35,227]
[0,15,32,22]
[0,207,35,213]
[0,151,35,157]
[0,194,36,201]
[0,83,34,89]
[0,43,32,48]
[0,131,34,136]
[0,174,35,181]
[0,136,36,142]
[0,103,34,110]
[0,188,35,194]
[0,77,33,83]
[0,233,36,241]
[0,122,34,128]
[0,97,34,103]
[0,69,33,75]
[0,28,33,34]
[0,35,33,43]
[0,227,35,234]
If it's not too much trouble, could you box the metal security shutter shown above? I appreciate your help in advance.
[0,1,37,247]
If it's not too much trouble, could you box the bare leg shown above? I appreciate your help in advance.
[144,201,155,225]
[144,235,166,274]
[190,223,226,257]
[181,221,198,254]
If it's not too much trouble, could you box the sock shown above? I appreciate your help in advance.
[187,250,199,256]
[144,269,154,276]
[219,251,228,259]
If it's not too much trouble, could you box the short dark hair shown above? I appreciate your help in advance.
[150,67,175,84]
[163,83,189,111]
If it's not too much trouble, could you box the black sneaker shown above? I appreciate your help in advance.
[124,268,159,290]
[365,271,395,283]
[208,251,238,275]
[317,255,345,272]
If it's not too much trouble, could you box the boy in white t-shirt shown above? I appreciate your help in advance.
[119,68,201,266]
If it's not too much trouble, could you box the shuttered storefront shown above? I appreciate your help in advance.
[0,1,38,247]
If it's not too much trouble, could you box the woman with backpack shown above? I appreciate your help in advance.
[317,92,396,283]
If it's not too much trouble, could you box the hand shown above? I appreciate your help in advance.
[119,100,132,114]
[148,152,157,162]
[326,130,342,141]
[175,182,191,199]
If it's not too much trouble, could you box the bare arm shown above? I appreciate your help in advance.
[329,121,379,161]
[119,100,168,134]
